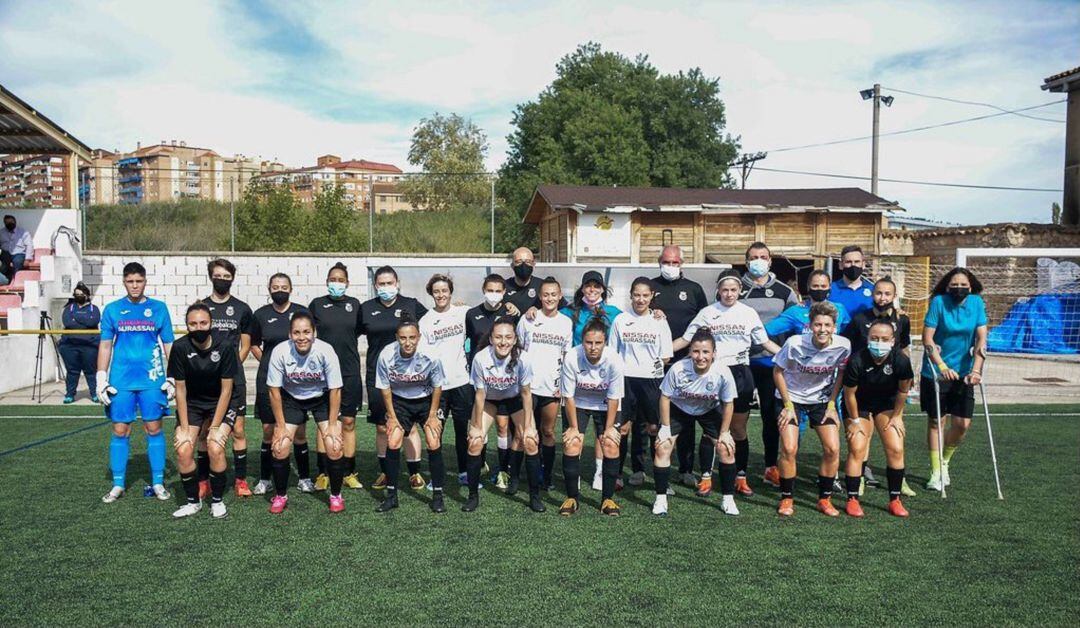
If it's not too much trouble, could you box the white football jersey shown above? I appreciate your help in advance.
[418,305,469,390]
[470,345,533,401]
[660,357,736,416]
[374,342,446,400]
[609,310,673,378]
[773,333,851,404]
[517,311,573,397]
[560,345,625,412]
[683,301,769,366]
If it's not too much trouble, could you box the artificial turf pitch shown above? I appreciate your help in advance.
[1,403,1077,626]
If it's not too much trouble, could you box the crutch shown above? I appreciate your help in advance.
[926,353,947,499]
[976,348,1004,500]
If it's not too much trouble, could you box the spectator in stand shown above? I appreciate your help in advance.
[58,282,101,404]
[1,215,34,276]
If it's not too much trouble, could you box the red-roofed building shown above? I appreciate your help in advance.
[255,154,407,211]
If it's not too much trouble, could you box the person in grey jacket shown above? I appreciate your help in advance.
[58,282,101,403]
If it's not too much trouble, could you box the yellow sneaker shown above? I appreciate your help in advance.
[601,498,621,516]
[343,473,364,489]
[314,473,329,492]
[372,473,388,490]
[558,497,579,516]
[409,473,426,490]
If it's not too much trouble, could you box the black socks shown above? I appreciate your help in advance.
[780,476,795,499]
[233,449,247,480]
[735,438,749,474]
[817,475,833,500]
[385,448,401,496]
[328,456,344,495]
[259,443,273,481]
[209,469,225,503]
[197,450,210,481]
[466,453,483,496]
[846,474,862,500]
[887,466,905,501]
[563,454,581,499]
[428,448,445,491]
[654,466,670,496]
[719,462,737,496]
[525,453,541,497]
[294,443,310,480]
[181,470,198,504]
[601,456,619,500]
[541,444,556,485]
[272,456,290,497]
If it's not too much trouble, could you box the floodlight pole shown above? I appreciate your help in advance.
[871,83,881,196]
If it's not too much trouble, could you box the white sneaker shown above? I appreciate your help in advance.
[210,502,227,519]
[942,463,952,487]
[629,471,646,486]
[591,472,602,491]
[152,484,171,501]
[652,494,669,516]
[681,472,698,487]
[102,486,124,503]
[172,502,202,518]
[252,479,272,495]
[297,478,316,493]
[926,471,943,491]
[720,494,740,516]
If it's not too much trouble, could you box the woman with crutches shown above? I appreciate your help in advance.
[920,267,988,493]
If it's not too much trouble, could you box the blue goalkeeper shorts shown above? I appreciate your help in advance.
[107,388,168,424]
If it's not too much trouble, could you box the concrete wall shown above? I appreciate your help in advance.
[910,223,1080,266]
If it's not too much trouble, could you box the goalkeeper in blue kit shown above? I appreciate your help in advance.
[97,262,176,504]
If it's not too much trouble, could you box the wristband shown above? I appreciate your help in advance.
[936,361,948,370]
[827,401,836,410]
[783,401,794,411]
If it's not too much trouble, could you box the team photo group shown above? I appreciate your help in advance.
[92,240,988,521]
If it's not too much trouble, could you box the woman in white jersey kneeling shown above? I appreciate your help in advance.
[655,328,738,516]
[265,312,346,514]
[773,301,851,518]
[559,317,627,516]
[517,276,574,491]
[375,319,447,514]
[609,277,673,487]
[464,319,543,513]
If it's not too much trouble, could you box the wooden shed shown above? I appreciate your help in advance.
[523,184,902,269]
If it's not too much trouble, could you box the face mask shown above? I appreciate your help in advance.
[327,281,347,298]
[377,285,398,302]
[808,288,830,303]
[512,264,533,281]
[660,264,680,281]
[948,286,970,302]
[270,291,290,306]
[747,259,769,278]
[868,340,893,359]
[211,278,233,295]
[484,291,503,307]
[74,294,88,305]
[4,223,14,232]
[582,294,602,308]
[842,266,862,281]
[189,328,212,344]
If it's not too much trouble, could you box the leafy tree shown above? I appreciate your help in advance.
[235,181,303,251]
[399,112,491,212]
[497,42,741,248]
[304,184,365,252]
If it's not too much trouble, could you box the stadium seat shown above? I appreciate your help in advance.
[24,248,51,271]
[0,293,22,321]
[0,270,40,294]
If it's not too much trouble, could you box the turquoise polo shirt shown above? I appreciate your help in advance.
[922,294,988,379]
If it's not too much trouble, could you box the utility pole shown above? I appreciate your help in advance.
[871,83,881,196]
[733,152,767,189]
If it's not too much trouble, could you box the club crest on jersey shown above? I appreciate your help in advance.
[345,303,354,312]
[883,364,893,375]
[143,307,152,317]
[528,288,536,298]
[395,309,402,318]
[679,291,687,301]
[226,305,234,316]
[765,289,774,297]
[210,350,221,363]
[863,288,872,297]
[705,380,715,391]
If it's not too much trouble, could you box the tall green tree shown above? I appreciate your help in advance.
[399,112,491,212]
[304,184,364,252]
[497,42,740,249]
[235,180,303,251]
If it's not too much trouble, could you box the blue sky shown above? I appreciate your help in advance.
[1,0,1077,224]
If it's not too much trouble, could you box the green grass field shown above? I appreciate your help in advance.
[1,403,1077,626]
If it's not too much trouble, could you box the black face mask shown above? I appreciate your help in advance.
[74,294,88,305]
[212,278,233,295]
[842,266,862,281]
[189,328,212,344]
[948,286,970,302]
[3,222,14,232]
[808,288,831,303]
[270,291,290,306]
[513,263,533,281]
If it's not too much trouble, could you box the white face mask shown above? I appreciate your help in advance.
[660,264,680,281]
[484,291,503,307]
[868,340,894,358]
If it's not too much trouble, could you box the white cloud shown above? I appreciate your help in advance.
[0,0,1075,223]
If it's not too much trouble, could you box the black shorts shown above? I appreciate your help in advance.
[282,391,330,425]
[920,377,975,420]
[854,396,900,417]
[533,394,560,411]
[366,379,386,425]
[622,377,661,427]
[563,407,610,435]
[484,395,524,417]
[791,402,836,428]
[180,404,239,428]
[669,404,720,439]
[391,394,437,434]
[438,384,474,424]
[339,372,362,418]
[729,364,755,413]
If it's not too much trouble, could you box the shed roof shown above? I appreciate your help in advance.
[524,184,900,223]
[1042,66,1080,92]
[0,84,91,160]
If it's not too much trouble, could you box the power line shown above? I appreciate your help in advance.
[882,86,1067,123]
[749,165,1063,192]
[763,99,1067,153]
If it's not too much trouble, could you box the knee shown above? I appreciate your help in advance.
[341,418,355,433]
[112,424,130,438]
[821,443,840,462]
[541,425,555,440]
[144,424,162,437]
[208,440,226,459]
[466,429,485,456]
[376,424,387,436]
[779,439,798,460]
[262,426,274,441]
[523,430,539,455]
[654,437,673,462]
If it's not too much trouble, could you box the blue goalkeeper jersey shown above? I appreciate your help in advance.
[100,297,175,391]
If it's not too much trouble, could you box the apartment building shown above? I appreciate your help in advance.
[371,181,420,214]
[255,154,405,211]
[78,149,117,206]
[0,153,71,208]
